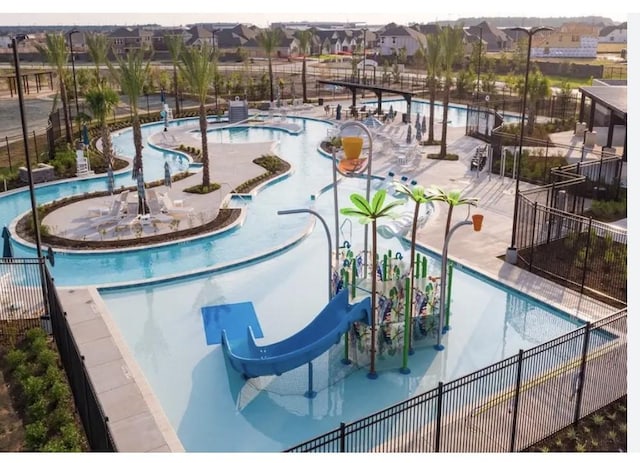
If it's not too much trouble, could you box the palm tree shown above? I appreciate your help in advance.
[257,27,283,103]
[36,33,72,143]
[438,26,464,158]
[295,29,313,103]
[422,32,442,144]
[109,48,151,179]
[179,42,217,190]
[85,32,110,85]
[164,34,184,116]
[393,182,435,368]
[427,186,479,236]
[341,189,404,378]
[515,67,551,136]
[84,83,119,167]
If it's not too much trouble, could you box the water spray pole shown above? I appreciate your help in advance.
[400,276,411,374]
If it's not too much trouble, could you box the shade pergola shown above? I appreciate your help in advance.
[318,79,416,122]
[578,84,627,160]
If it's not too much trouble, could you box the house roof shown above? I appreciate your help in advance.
[599,23,627,36]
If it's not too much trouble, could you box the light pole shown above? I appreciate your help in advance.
[361,28,367,98]
[67,29,80,137]
[11,34,49,313]
[505,26,552,265]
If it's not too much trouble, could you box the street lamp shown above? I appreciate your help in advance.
[11,34,49,313]
[67,29,80,137]
[505,26,552,265]
[361,28,367,98]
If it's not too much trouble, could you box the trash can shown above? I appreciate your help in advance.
[318,98,324,106]
[402,113,408,123]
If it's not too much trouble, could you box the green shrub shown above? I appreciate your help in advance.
[26,396,50,423]
[24,420,48,451]
[21,375,46,405]
[4,348,28,373]
[49,150,77,176]
[36,349,58,371]
[60,422,83,450]
[43,364,65,387]
[25,327,47,343]
[49,380,72,406]
[47,405,75,430]
[40,436,71,452]
[26,336,48,360]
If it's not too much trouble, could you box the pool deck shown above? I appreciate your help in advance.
[52,101,625,452]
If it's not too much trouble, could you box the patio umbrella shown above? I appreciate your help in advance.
[163,161,172,189]
[136,168,149,216]
[422,115,427,135]
[415,123,422,142]
[82,124,90,147]
[2,226,14,258]
[406,125,412,144]
[107,165,115,195]
[416,112,420,125]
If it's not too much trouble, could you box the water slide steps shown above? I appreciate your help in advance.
[221,289,371,378]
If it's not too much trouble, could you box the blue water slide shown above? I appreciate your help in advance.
[221,289,371,378]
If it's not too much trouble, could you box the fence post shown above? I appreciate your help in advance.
[580,218,593,293]
[529,203,537,271]
[573,322,592,425]
[435,381,444,452]
[339,422,346,452]
[509,349,524,452]
[5,136,12,171]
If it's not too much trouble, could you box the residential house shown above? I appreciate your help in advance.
[599,22,627,43]
[108,27,154,55]
[184,25,215,47]
[467,21,512,52]
[151,28,188,52]
[530,23,599,58]
[378,24,426,57]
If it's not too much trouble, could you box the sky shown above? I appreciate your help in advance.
[0,1,633,26]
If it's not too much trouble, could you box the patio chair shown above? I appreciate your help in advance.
[88,190,129,217]
[160,193,194,217]
[147,190,173,223]
[90,191,129,228]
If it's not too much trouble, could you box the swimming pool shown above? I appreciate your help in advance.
[1,113,597,451]
[363,99,521,127]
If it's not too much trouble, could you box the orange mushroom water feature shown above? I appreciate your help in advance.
[341,136,364,160]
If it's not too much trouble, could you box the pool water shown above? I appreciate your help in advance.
[1,109,595,452]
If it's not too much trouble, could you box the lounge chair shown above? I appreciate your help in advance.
[160,193,194,217]
[147,190,173,223]
[91,191,129,228]
[88,190,128,217]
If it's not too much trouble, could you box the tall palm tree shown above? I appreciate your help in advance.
[427,186,478,236]
[438,27,464,158]
[84,83,119,167]
[341,189,404,378]
[295,29,313,103]
[422,32,441,144]
[109,48,150,179]
[257,27,283,103]
[393,182,435,368]
[164,34,184,116]
[36,33,72,143]
[85,32,110,85]
[179,42,217,189]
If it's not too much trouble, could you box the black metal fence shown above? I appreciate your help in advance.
[45,267,116,451]
[286,310,626,452]
[0,258,115,451]
[0,258,45,342]
[515,199,627,307]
